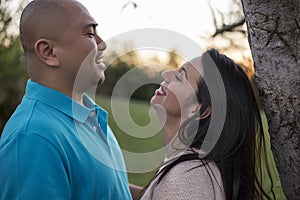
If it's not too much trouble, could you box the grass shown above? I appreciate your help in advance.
[96,95,287,199]
[96,95,163,186]
[259,111,287,199]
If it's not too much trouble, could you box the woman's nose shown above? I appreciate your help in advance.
[161,70,174,82]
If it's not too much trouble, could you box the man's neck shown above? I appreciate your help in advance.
[34,79,85,106]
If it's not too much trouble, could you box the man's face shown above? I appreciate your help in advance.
[54,1,107,91]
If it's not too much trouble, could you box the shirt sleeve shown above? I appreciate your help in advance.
[0,133,70,200]
[151,160,225,200]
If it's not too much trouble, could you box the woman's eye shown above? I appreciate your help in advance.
[175,71,184,81]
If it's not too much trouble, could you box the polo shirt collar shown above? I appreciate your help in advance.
[25,80,108,126]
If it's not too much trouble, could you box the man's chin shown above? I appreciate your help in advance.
[97,75,105,85]
[97,79,105,86]
[83,76,105,90]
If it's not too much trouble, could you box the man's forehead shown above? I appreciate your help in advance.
[62,1,97,29]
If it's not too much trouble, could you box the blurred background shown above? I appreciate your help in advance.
[1,0,281,193]
[0,0,252,134]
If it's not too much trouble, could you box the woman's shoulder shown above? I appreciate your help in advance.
[151,159,225,199]
[165,159,221,184]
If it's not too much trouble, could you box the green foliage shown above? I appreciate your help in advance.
[0,0,28,132]
[99,57,163,101]
[0,0,13,50]
[0,37,27,132]
[99,60,132,95]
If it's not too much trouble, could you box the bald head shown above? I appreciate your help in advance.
[20,0,79,55]
[19,0,104,91]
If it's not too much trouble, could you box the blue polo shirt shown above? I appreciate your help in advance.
[0,80,132,200]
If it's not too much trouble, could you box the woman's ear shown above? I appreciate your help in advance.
[199,107,211,120]
[187,103,202,119]
[188,104,211,120]
[34,39,59,67]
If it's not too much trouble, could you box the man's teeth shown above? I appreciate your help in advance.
[96,58,103,64]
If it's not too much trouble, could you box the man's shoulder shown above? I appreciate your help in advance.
[2,98,73,141]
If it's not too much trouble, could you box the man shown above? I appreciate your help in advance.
[0,0,132,199]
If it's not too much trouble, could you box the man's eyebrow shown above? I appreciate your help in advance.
[83,23,98,29]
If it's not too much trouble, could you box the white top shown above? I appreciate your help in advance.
[140,158,225,200]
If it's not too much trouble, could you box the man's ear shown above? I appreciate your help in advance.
[34,39,59,67]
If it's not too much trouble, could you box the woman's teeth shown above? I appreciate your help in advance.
[156,87,166,96]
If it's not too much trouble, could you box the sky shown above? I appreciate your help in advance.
[80,0,220,41]
[75,0,240,64]
[7,0,247,63]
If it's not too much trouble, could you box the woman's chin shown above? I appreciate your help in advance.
[150,96,156,105]
[150,95,163,106]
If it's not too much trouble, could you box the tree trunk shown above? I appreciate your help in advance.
[241,0,300,199]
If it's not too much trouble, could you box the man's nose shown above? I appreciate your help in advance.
[96,35,107,51]
[97,40,106,51]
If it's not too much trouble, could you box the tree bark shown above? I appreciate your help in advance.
[241,0,300,199]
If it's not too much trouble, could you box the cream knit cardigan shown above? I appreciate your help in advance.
[140,157,225,200]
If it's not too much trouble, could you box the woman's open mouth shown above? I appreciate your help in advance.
[155,86,166,96]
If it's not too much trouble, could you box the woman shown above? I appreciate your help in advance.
[140,49,274,200]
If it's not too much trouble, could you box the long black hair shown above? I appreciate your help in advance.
[143,49,274,200]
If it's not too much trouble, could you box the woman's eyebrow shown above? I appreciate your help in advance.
[181,66,187,78]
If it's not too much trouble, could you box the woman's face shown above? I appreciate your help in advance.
[150,57,202,119]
